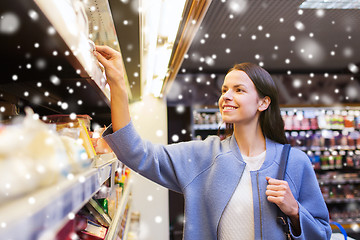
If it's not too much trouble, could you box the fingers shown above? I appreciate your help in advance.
[265,177,299,216]
[267,195,285,205]
[267,183,287,191]
[266,188,285,196]
[95,45,118,57]
[266,186,286,205]
[94,50,108,67]
[266,176,288,199]
[266,177,284,185]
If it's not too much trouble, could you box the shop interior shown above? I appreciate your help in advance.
[1,0,360,239]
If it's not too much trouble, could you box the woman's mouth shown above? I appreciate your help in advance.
[223,106,238,111]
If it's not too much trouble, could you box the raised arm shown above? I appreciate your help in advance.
[94,45,130,131]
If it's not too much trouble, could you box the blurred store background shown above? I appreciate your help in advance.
[1,0,360,239]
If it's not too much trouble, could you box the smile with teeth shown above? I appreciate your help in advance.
[223,106,238,110]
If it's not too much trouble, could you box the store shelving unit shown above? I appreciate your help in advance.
[0,157,132,239]
[105,180,132,240]
[121,206,133,240]
[0,0,132,120]
[0,0,133,239]
[192,106,360,233]
[281,106,360,233]
[191,107,224,140]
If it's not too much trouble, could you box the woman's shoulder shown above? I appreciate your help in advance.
[270,141,312,168]
[286,146,315,174]
[270,141,309,160]
[182,135,231,158]
[189,135,229,150]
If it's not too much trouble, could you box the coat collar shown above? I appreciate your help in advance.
[229,134,279,169]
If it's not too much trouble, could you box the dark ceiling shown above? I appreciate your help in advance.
[167,0,360,106]
[180,0,360,74]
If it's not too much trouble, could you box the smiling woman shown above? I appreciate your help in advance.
[220,62,287,145]
[98,40,331,239]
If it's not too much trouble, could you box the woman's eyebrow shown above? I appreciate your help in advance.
[235,84,248,88]
[221,83,247,89]
[226,84,246,88]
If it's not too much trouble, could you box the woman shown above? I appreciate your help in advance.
[95,45,331,239]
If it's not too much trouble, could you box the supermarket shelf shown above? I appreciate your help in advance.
[325,197,360,204]
[122,204,133,240]
[193,108,220,113]
[285,128,360,132]
[319,178,360,185]
[33,0,123,102]
[193,124,225,130]
[105,178,132,240]
[295,147,360,152]
[331,220,360,227]
[0,157,117,240]
[0,0,130,118]
[281,106,360,112]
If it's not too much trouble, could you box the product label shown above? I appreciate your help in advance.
[84,220,107,238]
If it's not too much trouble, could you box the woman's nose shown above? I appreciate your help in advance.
[223,90,233,100]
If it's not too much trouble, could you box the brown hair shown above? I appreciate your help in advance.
[223,62,288,144]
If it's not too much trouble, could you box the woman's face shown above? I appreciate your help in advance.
[218,70,263,125]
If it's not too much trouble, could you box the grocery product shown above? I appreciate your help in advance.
[0,108,69,203]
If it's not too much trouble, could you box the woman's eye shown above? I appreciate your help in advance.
[236,88,243,92]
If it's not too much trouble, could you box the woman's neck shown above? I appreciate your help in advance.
[233,121,266,157]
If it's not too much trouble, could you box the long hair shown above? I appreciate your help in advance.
[223,62,288,144]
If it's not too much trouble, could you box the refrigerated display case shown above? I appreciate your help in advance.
[0,0,132,239]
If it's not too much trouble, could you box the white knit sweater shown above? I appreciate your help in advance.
[218,151,266,240]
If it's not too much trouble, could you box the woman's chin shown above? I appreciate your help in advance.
[222,119,234,124]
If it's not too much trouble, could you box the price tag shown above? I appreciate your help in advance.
[44,202,58,227]
[84,176,92,200]
[90,174,97,194]
[62,191,73,217]
[95,171,101,189]
[99,165,111,185]
[5,218,33,240]
[99,167,106,184]
[44,197,63,228]
[72,184,83,209]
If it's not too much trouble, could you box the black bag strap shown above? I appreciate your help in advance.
[276,144,291,180]
[276,144,292,240]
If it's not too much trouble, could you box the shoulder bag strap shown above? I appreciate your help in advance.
[276,144,293,240]
[276,144,291,180]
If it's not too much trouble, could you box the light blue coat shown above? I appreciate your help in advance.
[103,121,331,240]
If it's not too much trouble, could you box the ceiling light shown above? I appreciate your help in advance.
[140,0,211,98]
[299,0,360,9]
[140,0,187,97]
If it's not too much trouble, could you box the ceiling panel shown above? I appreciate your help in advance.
[167,0,360,106]
[180,0,360,73]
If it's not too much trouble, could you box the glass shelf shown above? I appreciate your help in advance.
[0,157,118,240]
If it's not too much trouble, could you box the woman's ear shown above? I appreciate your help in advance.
[258,96,271,112]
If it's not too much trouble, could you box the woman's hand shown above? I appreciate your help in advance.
[94,45,130,131]
[266,176,301,235]
[94,45,125,88]
[265,177,298,216]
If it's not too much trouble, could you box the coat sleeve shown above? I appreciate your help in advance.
[102,121,218,193]
[287,148,332,240]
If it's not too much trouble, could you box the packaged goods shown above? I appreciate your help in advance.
[43,114,92,130]
[86,198,111,227]
[81,219,107,239]
[78,119,97,159]
[74,214,108,240]
[0,108,70,203]
[91,127,112,155]
[44,114,96,159]
[60,135,91,173]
